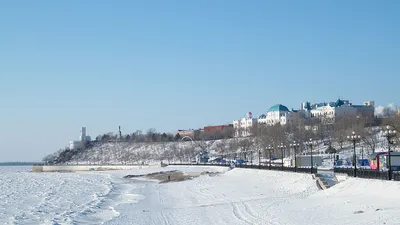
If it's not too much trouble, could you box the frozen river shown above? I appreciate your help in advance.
[1,165,400,224]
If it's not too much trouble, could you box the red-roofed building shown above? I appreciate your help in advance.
[203,124,234,139]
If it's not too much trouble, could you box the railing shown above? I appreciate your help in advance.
[168,163,230,167]
[393,172,400,181]
[87,162,398,182]
[168,163,317,174]
[334,167,393,180]
[36,163,149,166]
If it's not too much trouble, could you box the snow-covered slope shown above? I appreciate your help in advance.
[104,167,400,225]
[94,167,320,225]
[45,140,231,165]
[274,178,400,225]
[45,125,394,168]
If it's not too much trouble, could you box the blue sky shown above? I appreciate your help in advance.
[0,0,399,161]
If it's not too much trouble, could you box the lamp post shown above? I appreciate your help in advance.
[347,131,361,177]
[258,149,261,169]
[278,143,286,171]
[290,141,300,172]
[305,139,315,174]
[381,126,397,180]
[266,145,274,170]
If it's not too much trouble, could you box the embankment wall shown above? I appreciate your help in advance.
[32,164,161,172]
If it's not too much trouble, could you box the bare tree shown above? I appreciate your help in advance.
[168,142,181,163]
[237,138,253,162]
[183,144,196,162]
[253,136,266,163]
[196,139,214,153]
[161,148,173,164]
[382,106,397,118]
[383,114,400,132]
[268,124,287,155]
[361,126,380,153]
[146,128,157,142]
[249,124,260,137]
[215,139,229,159]
[228,137,240,159]
[333,117,352,151]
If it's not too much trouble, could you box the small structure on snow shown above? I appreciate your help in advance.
[195,151,210,163]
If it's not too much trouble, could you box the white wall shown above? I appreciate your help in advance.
[265,111,290,125]
[69,141,83,150]
[34,164,161,172]
[233,117,257,137]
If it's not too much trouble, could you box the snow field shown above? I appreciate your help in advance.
[105,167,319,225]
[2,165,400,224]
[0,168,114,225]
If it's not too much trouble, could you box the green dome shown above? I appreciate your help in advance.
[334,99,344,107]
[267,104,289,112]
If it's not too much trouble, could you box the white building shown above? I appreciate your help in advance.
[233,105,293,137]
[233,112,258,137]
[69,140,83,150]
[69,127,91,150]
[258,104,292,126]
[302,99,374,124]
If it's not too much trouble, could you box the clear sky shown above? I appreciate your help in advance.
[0,0,399,162]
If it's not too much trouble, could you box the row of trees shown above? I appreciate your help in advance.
[94,127,236,144]
[234,113,400,161]
[95,129,177,143]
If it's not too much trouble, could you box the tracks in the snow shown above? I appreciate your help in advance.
[193,179,268,225]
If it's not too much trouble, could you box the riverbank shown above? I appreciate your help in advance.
[32,164,162,172]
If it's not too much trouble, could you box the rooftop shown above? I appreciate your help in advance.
[267,104,290,112]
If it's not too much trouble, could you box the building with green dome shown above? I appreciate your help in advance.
[258,104,292,126]
[233,104,293,137]
[300,99,375,124]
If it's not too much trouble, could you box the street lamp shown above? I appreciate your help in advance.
[305,139,315,174]
[290,141,300,172]
[347,131,361,177]
[381,125,397,180]
[266,145,274,170]
[278,143,286,171]
[258,149,261,169]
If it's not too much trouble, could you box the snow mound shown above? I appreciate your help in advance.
[272,178,400,225]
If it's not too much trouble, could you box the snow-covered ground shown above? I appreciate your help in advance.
[0,166,115,224]
[1,165,400,224]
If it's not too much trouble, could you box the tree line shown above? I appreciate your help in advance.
[94,126,235,144]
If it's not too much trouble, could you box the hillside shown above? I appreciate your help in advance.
[44,140,223,165]
[43,125,392,166]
